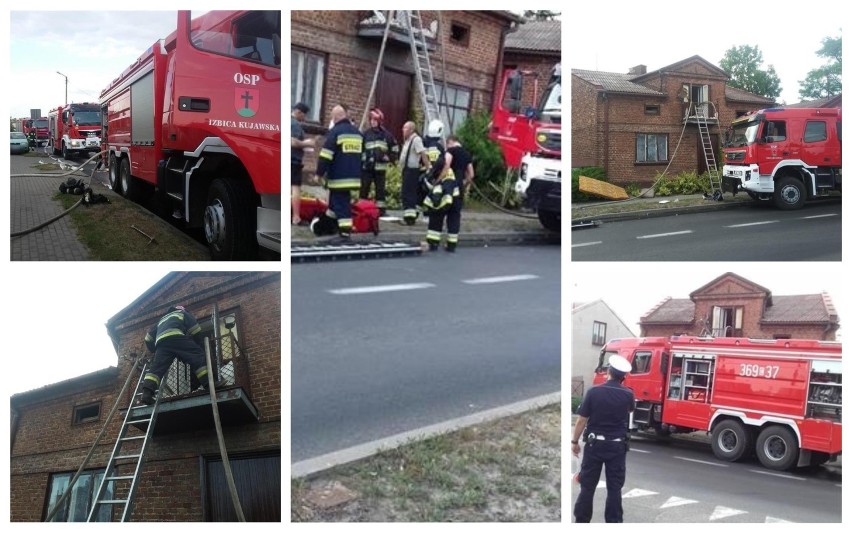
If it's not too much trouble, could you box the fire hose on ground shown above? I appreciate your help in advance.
[10,150,108,238]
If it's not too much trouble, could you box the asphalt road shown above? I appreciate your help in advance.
[571,434,842,523]
[291,245,561,463]
[572,201,841,261]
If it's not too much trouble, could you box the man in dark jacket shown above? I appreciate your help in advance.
[141,305,210,405]
[360,107,398,215]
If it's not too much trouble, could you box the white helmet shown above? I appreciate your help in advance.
[427,119,444,138]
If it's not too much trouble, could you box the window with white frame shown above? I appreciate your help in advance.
[436,83,471,135]
[636,133,668,163]
[45,470,113,522]
[592,321,607,346]
[291,48,325,123]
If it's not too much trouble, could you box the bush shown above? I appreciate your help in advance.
[571,166,608,202]
[454,111,514,206]
[653,171,711,196]
[384,165,402,210]
[571,396,582,414]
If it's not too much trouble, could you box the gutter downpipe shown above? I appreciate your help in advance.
[603,91,610,176]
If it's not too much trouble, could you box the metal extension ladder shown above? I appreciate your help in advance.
[87,361,164,522]
[693,102,723,200]
[402,11,440,125]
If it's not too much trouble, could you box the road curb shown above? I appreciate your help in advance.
[292,231,559,249]
[291,391,561,479]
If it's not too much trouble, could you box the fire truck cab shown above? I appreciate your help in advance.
[48,104,102,159]
[722,107,842,210]
[593,336,842,470]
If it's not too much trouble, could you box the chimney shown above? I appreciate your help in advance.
[628,64,647,75]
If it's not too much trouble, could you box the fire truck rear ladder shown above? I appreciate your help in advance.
[692,102,723,200]
[87,360,165,522]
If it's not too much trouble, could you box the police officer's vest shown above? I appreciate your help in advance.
[317,119,363,190]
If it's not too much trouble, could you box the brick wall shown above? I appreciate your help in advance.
[571,75,600,168]
[10,272,280,522]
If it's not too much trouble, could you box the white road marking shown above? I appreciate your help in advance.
[709,506,748,521]
[748,469,806,481]
[462,274,539,284]
[765,516,793,523]
[801,213,838,219]
[622,488,658,498]
[630,447,651,454]
[572,241,602,248]
[725,220,779,228]
[674,456,728,467]
[660,496,698,509]
[328,283,435,295]
[636,230,693,239]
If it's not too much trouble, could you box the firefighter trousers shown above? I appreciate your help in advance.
[401,167,422,222]
[143,335,209,392]
[426,197,462,250]
[573,440,627,523]
[328,188,354,236]
[359,169,387,208]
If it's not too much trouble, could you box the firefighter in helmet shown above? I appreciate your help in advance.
[421,119,458,251]
[141,305,212,405]
[360,107,398,215]
[572,354,635,522]
[312,104,364,240]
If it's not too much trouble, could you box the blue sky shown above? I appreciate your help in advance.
[9,11,178,119]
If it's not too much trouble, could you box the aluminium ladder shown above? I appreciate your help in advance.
[693,102,724,200]
[87,361,164,522]
[402,11,441,126]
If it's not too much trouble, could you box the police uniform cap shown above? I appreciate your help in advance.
[608,355,632,374]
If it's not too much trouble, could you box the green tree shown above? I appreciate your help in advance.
[799,34,842,99]
[522,10,560,20]
[719,45,782,99]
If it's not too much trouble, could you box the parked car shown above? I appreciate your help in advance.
[11,131,30,154]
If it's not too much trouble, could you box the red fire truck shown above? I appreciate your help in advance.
[490,63,562,231]
[99,10,281,260]
[722,107,842,210]
[593,336,842,470]
[19,117,50,147]
[48,103,102,158]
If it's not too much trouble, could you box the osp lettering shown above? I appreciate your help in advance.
[234,73,261,86]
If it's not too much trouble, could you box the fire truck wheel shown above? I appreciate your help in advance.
[755,425,798,471]
[61,142,71,160]
[773,176,805,210]
[109,153,120,193]
[204,178,256,260]
[710,419,752,462]
[538,210,561,232]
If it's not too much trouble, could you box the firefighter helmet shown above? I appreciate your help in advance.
[427,119,444,138]
[170,305,186,312]
[369,107,384,125]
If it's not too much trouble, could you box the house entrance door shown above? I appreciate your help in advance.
[377,68,412,142]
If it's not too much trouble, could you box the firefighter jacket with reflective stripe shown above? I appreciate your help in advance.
[423,137,455,182]
[362,127,398,172]
[144,309,203,351]
[317,119,364,190]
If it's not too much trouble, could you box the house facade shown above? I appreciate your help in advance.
[502,19,561,112]
[572,56,775,185]
[571,300,635,398]
[640,272,839,340]
[290,10,521,177]
[10,272,281,522]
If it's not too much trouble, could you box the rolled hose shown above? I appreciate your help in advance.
[10,150,107,238]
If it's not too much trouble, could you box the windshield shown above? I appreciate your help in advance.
[726,117,761,147]
[34,119,48,128]
[191,10,280,67]
[539,82,561,115]
[12,132,27,139]
[597,349,617,372]
[72,111,101,126]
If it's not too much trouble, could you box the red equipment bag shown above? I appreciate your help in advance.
[352,199,380,235]
[299,197,327,222]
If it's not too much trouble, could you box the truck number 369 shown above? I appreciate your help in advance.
[739,364,780,379]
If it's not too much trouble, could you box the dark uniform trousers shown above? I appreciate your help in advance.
[144,335,209,392]
[401,167,423,222]
[574,439,628,523]
[360,168,387,208]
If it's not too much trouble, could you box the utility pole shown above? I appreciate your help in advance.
[56,71,68,105]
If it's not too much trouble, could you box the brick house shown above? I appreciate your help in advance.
[787,93,842,108]
[291,10,521,176]
[639,272,839,340]
[502,19,561,111]
[10,272,281,522]
[572,55,775,185]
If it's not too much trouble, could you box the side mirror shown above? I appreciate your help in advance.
[523,106,537,119]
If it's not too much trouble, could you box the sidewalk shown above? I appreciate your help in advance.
[292,185,557,247]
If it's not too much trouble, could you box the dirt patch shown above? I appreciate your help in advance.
[572,195,754,219]
[292,404,561,522]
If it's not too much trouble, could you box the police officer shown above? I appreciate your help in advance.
[360,107,398,215]
[313,105,364,240]
[572,354,635,523]
[141,305,211,405]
